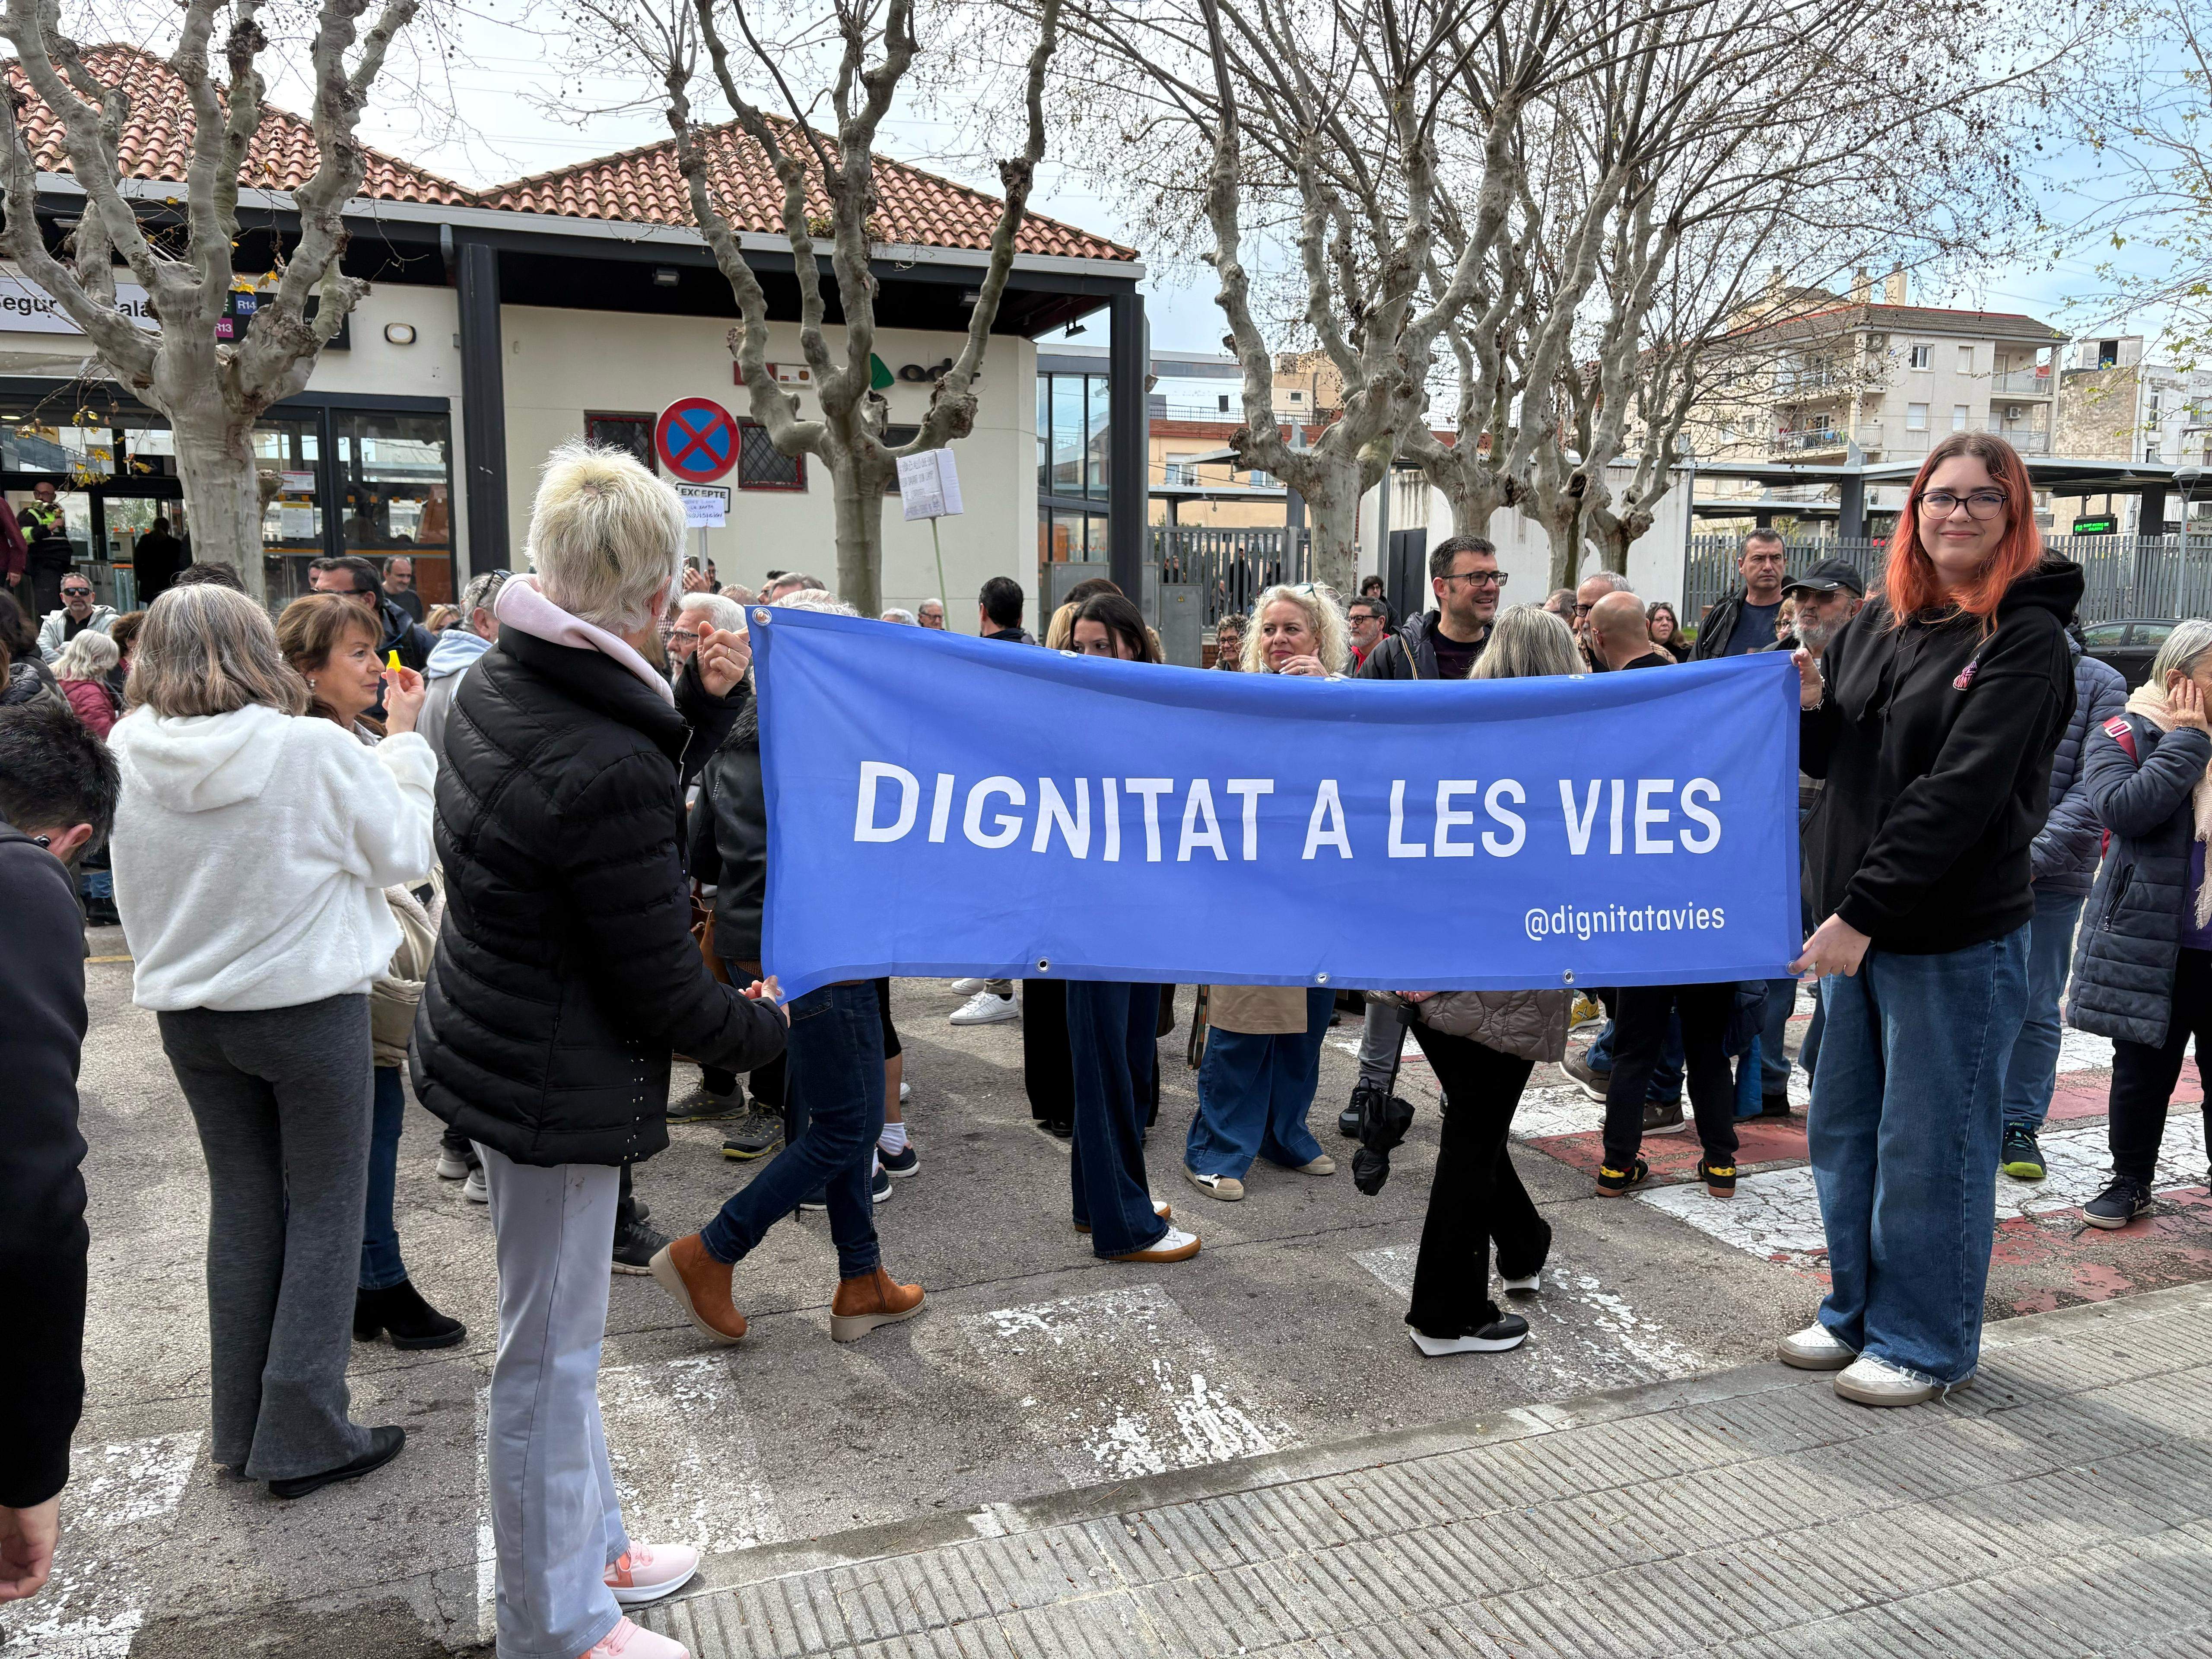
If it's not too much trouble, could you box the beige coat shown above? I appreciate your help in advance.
[1205,983,1314,1036]
[369,882,438,1068]
[1372,988,1570,1065]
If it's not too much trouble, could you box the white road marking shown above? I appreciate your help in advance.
[1635,1116,2211,1267]
[0,1431,200,1658]
[965,1284,1297,1484]
[1353,1246,1707,1384]
[1511,1084,1602,1141]
[474,1356,784,1644]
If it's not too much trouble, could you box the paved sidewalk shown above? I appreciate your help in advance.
[642,1281,2212,1659]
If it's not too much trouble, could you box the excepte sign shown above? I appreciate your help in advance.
[675,483,731,528]
[750,608,1802,999]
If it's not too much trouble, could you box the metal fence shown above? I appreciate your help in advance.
[1681,534,2212,634]
[1152,525,1310,625]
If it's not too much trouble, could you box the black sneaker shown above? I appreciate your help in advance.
[1561,1049,1611,1103]
[267,1425,406,1500]
[871,1164,893,1205]
[2000,1124,2047,1181]
[1697,1156,1737,1198]
[879,1143,920,1178]
[611,1216,669,1273]
[667,1083,746,1124]
[1594,1156,1650,1198]
[1341,1082,1379,1139]
[1642,1100,1687,1135]
[2083,1175,2152,1230]
[1408,1314,1530,1356]
[720,1107,784,1160]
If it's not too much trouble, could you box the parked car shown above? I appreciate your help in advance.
[2080,618,2181,690]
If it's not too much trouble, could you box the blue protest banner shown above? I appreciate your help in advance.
[750,608,1801,999]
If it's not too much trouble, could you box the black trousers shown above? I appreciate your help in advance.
[2110,947,2212,1183]
[1600,982,1738,1170]
[1405,1024,1549,1336]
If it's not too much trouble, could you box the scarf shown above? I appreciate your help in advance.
[493,574,674,706]
[2123,682,2212,930]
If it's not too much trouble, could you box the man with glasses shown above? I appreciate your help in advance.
[1572,572,1629,666]
[35,576,113,664]
[1693,528,1790,660]
[1357,535,1501,681]
[917,598,946,630]
[1345,594,1392,668]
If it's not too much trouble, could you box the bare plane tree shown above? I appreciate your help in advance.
[0,0,420,600]
[572,0,1062,618]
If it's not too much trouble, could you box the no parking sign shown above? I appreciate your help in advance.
[655,397,740,483]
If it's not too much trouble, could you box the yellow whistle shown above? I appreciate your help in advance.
[386,651,403,672]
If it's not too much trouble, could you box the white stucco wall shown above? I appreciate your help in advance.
[500,309,1038,624]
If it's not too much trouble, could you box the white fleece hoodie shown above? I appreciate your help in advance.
[108,703,437,1012]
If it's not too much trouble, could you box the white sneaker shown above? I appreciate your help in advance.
[1777,1322,1856,1371]
[581,1615,690,1657]
[1109,1225,1201,1262]
[1500,1270,1543,1297]
[1074,1197,1170,1234]
[1833,1354,1944,1407]
[949,989,1019,1025]
[603,1541,701,1606]
[949,977,986,996]
[1183,1166,1244,1202]
[1293,1154,1335,1176]
[898,1080,912,1103]
[462,1165,489,1205]
[435,1149,472,1181]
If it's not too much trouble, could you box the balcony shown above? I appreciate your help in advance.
[1990,369,2054,399]
[1770,427,1848,455]
[1988,424,2050,453]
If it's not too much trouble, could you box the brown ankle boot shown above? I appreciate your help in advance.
[829,1266,924,1343]
[649,1233,747,1344]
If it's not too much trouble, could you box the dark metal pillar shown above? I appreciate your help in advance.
[2140,484,2171,539]
[1107,289,1147,604]
[456,238,510,578]
[1838,472,1865,542]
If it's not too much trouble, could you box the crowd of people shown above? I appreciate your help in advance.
[6,426,2205,1657]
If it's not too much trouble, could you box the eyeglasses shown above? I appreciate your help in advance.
[1441,569,1507,589]
[61,586,92,597]
[1918,488,2008,520]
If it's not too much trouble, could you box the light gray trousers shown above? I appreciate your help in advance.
[1356,993,1400,1093]
[481,1146,631,1659]
[158,994,375,1481]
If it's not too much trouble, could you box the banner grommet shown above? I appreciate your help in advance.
[1035,957,1051,972]
[1562,970,1576,985]
[752,608,771,625]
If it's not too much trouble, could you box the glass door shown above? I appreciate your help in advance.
[95,489,188,612]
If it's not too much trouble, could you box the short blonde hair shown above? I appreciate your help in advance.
[1470,604,1582,680]
[128,585,308,717]
[53,627,119,680]
[1242,583,1349,674]
[525,441,685,635]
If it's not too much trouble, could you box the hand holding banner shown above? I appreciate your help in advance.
[750,609,1801,1000]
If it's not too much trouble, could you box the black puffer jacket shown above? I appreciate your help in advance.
[2066,712,2212,1048]
[412,629,785,1166]
[690,690,767,968]
[1356,611,1475,680]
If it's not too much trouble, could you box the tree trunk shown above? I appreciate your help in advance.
[170,415,270,603]
[827,447,888,619]
[1294,451,1366,596]
[1543,512,1583,593]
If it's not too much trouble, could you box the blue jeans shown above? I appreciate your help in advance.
[1800,988,1827,1092]
[1187,988,1331,1179]
[1809,925,2029,1387]
[1760,978,1800,1094]
[2000,888,2087,1131]
[1590,1010,1684,1103]
[360,1065,408,1291]
[701,981,881,1278]
[1068,981,1166,1257]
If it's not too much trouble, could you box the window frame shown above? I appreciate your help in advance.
[585,411,658,475]
[735,418,807,492]
[1908,343,1933,371]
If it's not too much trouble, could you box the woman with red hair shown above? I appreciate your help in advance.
[1779,431,2081,1407]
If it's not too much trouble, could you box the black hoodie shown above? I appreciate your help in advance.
[1801,557,2082,953]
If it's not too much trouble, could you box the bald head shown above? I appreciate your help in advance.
[1588,590,1651,670]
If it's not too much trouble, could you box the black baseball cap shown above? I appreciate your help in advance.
[1783,557,1866,598]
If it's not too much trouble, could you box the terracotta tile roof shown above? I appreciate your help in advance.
[479,115,1136,263]
[6,43,471,206]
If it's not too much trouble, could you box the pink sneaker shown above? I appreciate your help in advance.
[603,1542,701,1606]
[579,1617,689,1658]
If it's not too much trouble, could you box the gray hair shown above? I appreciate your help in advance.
[881,608,917,625]
[127,585,308,717]
[765,572,826,599]
[1470,604,1584,681]
[676,591,746,633]
[1577,571,1632,596]
[2149,619,2212,688]
[53,627,119,680]
[1241,583,1349,674]
[461,569,508,617]
[772,589,859,618]
[524,441,684,635]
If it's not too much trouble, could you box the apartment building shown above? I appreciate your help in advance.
[1696,270,2065,470]
[2052,336,2212,533]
